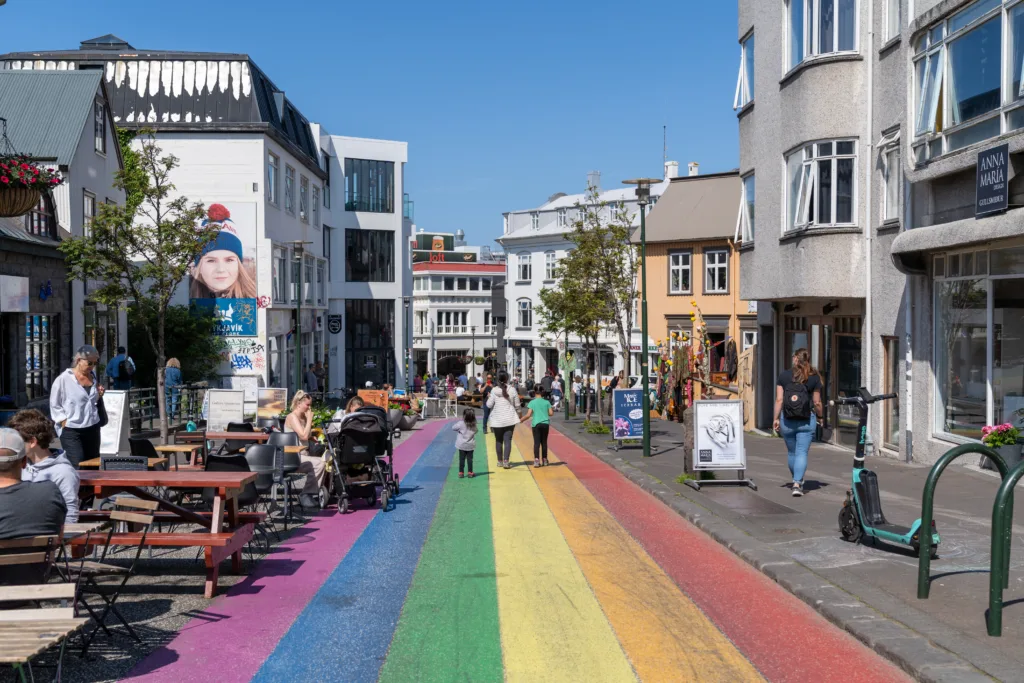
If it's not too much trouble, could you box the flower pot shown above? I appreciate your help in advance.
[398,414,419,431]
[388,408,404,430]
[0,187,40,217]
[981,444,1022,471]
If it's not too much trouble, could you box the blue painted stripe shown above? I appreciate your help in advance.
[251,426,456,683]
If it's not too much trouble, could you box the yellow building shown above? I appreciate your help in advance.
[635,169,755,379]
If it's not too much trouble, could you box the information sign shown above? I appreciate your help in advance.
[612,388,644,440]
[693,399,746,470]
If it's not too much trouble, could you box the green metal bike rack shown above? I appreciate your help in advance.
[918,443,1009,601]
[988,457,1024,636]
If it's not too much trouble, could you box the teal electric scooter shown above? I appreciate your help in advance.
[835,388,940,558]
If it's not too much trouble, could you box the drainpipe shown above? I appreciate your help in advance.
[864,0,875,399]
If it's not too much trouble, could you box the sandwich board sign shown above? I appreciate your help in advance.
[99,390,130,456]
[612,388,644,440]
[686,399,756,491]
[206,389,245,432]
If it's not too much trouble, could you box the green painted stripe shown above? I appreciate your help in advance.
[379,431,503,683]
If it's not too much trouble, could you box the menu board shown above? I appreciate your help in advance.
[206,389,245,432]
[99,390,129,455]
[258,388,288,420]
[358,390,389,410]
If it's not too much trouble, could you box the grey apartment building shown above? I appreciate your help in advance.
[737,0,1024,464]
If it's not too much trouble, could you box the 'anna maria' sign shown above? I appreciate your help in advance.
[976,143,1011,218]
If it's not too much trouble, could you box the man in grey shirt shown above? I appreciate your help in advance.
[0,428,66,585]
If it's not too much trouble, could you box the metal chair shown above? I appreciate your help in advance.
[218,421,255,455]
[129,437,171,471]
[256,417,280,432]
[204,453,267,552]
[267,432,302,527]
[244,444,280,541]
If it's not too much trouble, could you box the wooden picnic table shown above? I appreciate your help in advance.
[154,443,204,467]
[75,471,256,598]
[204,432,270,442]
[78,457,168,470]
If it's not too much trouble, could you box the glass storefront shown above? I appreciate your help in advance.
[345,299,395,389]
[932,246,1024,440]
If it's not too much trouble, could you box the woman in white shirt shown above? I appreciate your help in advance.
[49,345,104,469]
[485,372,521,469]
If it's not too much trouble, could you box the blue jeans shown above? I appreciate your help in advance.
[780,413,816,484]
[482,405,490,432]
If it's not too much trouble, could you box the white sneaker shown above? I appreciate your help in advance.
[792,482,804,497]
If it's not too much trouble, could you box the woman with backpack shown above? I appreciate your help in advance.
[773,348,823,497]
[486,371,521,469]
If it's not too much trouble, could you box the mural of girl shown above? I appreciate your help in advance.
[190,203,257,299]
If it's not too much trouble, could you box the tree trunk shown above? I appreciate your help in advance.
[584,339,593,423]
[157,310,168,444]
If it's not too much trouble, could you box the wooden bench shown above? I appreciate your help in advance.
[78,510,267,525]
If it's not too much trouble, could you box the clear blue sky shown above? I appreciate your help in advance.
[1,0,740,248]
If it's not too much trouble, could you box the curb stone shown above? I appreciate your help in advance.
[586,447,994,682]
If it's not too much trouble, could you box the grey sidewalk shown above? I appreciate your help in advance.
[555,412,1024,682]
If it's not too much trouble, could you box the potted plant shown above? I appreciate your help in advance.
[387,402,405,430]
[0,154,63,217]
[398,407,419,431]
[981,423,1021,470]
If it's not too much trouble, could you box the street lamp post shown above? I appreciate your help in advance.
[403,297,411,391]
[471,325,477,377]
[623,178,660,458]
[290,241,311,395]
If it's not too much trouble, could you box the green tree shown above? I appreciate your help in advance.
[117,128,150,215]
[59,135,214,441]
[128,304,225,387]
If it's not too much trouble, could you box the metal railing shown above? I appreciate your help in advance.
[126,385,207,432]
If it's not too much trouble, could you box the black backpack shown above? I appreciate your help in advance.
[119,357,134,379]
[782,378,811,419]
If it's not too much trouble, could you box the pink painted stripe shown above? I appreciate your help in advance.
[123,419,449,683]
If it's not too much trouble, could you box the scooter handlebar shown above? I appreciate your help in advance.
[829,391,897,407]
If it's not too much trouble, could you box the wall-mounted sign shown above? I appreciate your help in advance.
[508,340,533,349]
[0,275,29,313]
[412,250,477,263]
[327,314,343,335]
[977,143,1011,217]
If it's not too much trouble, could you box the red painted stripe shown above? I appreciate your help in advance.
[549,428,912,683]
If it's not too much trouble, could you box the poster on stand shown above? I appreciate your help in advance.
[206,389,245,432]
[612,388,644,440]
[258,388,288,420]
[98,390,130,455]
[693,399,745,470]
[358,390,389,410]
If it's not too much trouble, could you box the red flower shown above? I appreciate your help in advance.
[19,163,28,170]
[0,177,8,184]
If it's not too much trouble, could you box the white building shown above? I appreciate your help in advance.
[410,230,504,379]
[497,169,671,383]
[319,135,412,392]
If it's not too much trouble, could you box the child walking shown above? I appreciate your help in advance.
[521,389,554,467]
[453,409,477,478]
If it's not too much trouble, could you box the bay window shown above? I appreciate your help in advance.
[914,0,1024,162]
[788,0,858,70]
[734,33,755,110]
[786,139,857,232]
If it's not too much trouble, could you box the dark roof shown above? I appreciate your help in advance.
[0,70,104,166]
[0,38,321,176]
[0,216,61,249]
[633,171,741,244]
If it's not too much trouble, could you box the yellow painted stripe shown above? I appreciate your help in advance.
[487,431,638,683]
[518,431,765,682]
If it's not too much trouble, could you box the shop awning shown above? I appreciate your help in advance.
[890,207,1024,274]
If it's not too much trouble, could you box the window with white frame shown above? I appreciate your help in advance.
[786,139,857,232]
[545,251,557,280]
[881,132,901,222]
[300,175,309,222]
[668,251,692,294]
[788,0,858,70]
[285,165,296,214]
[312,186,321,227]
[557,208,567,228]
[885,0,901,40]
[268,153,279,205]
[734,33,755,109]
[742,329,758,351]
[518,252,532,281]
[273,247,287,303]
[736,173,755,242]
[912,0,1024,162]
[704,249,729,294]
[518,299,532,328]
[94,100,106,154]
[531,212,539,230]
[83,191,96,237]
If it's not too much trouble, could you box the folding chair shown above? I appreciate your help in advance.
[70,498,158,656]
[0,535,86,683]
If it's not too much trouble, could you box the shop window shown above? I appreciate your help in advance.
[883,336,900,450]
[26,315,58,402]
[934,278,987,439]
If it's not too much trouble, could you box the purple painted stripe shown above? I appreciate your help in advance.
[123,420,449,683]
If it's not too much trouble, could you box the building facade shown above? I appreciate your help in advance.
[498,170,670,383]
[0,69,124,409]
[410,231,504,379]
[637,170,757,373]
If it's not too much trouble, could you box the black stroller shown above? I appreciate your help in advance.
[357,405,399,495]
[325,409,398,513]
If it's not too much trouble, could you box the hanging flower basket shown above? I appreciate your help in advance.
[0,185,40,217]
[0,154,63,217]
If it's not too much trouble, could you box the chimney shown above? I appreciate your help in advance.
[586,171,601,192]
[688,162,700,177]
[664,161,679,179]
